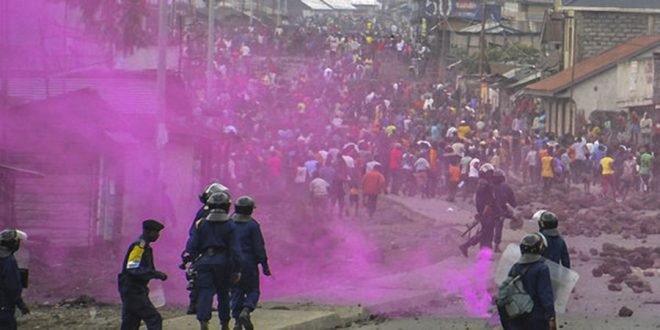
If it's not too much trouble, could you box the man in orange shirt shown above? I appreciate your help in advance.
[446,160,461,202]
[362,165,386,219]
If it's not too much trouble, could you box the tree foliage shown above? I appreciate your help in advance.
[68,0,150,54]
[452,43,542,74]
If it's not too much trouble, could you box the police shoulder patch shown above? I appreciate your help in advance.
[126,244,144,269]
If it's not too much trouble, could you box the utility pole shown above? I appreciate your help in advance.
[206,0,216,106]
[478,0,488,114]
[155,0,170,183]
[478,0,488,79]
[156,0,169,149]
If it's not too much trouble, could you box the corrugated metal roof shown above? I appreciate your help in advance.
[562,0,660,11]
[350,0,380,6]
[300,0,332,10]
[321,0,356,10]
[526,35,660,94]
[459,21,527,35]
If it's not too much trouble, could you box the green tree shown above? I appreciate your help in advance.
[68,0,150,55]
[452,43,542,75]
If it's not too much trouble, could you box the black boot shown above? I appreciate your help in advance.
[459,243,469,257]
[233,319,243,330]
[239,307,253,330]
[187,301,197,315]
[221,321,230,330]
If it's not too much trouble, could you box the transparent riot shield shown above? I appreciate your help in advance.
[494,243,579,313]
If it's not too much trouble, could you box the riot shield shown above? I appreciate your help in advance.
[494,243,580,313]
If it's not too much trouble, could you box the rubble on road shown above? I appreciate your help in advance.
[514,186,660,237]
[591,243,658,293]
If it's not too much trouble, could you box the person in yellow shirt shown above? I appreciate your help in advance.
[457,121,471,140]
[540,150,555,193]
[600,151,616,199]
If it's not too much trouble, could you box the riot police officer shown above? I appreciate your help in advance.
[0,229,30,330]
[498,233,557,330]
[190,182,231,235]
[534,210,571,268]
[460,163,499,257]
[182,182,231,314]
[185,192,242,330]
[118,219,167,330]
[230,196,271,330]
[492,169,517,252]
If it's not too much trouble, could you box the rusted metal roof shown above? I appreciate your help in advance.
[526,35,660,95]
[562,0,660,12]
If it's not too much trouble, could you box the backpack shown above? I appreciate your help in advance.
[496,265,534,319]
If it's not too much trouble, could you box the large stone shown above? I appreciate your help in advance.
[591,268,603,278]
[618,306,633,317]
[607,283,622,292]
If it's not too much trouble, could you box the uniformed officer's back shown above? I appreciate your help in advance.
[184,192,242,330]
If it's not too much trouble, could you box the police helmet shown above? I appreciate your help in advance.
[492,169,506,184]
[478,163,495,178]
[519,232,547,255]
[206,192,231,211]
[199,182,230,203]
[0,229,27,253]
[235,196,256,215]
[533,210,559,230]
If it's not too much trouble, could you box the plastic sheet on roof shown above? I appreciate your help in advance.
[321,0,357,10]
[300,0,332,10]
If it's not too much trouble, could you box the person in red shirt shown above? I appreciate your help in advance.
[361,165,386,219]
[267,150,283,192]
[389,143,403,195]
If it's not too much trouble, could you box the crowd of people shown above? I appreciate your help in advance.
[176,13,659,215]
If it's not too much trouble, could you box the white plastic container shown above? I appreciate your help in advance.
[149,281,166,308]
[494,243,580,313]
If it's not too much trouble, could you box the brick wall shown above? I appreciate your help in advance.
[576,11,660,61]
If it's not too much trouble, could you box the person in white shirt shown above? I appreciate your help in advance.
[309,173,330,212]
[414,155,431,198]
[463,156,480,202]
[526,148,539,185]
[571,137,588,183]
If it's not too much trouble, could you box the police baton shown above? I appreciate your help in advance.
[461,215,481,237]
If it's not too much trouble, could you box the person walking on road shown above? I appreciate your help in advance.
[534,210,570,268]
[361,164,386,218]
[497,233,557,330]
[118,220,167,330]
[185,193,243,330]
[459,163,498,256]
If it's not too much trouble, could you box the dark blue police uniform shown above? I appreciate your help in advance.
[499,260,555,330]
[541,230,571,268]
[0,254,25,330]
[230,214,269,320]
[186,211,242,325]
[493,181,517,247]
[118,236,162,330]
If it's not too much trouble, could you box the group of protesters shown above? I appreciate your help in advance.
[175,14,658,216]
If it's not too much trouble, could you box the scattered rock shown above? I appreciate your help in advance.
[589,248,599,256]
[618,306,633,317]
[608,283,622,292]
[592,268,603,278]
